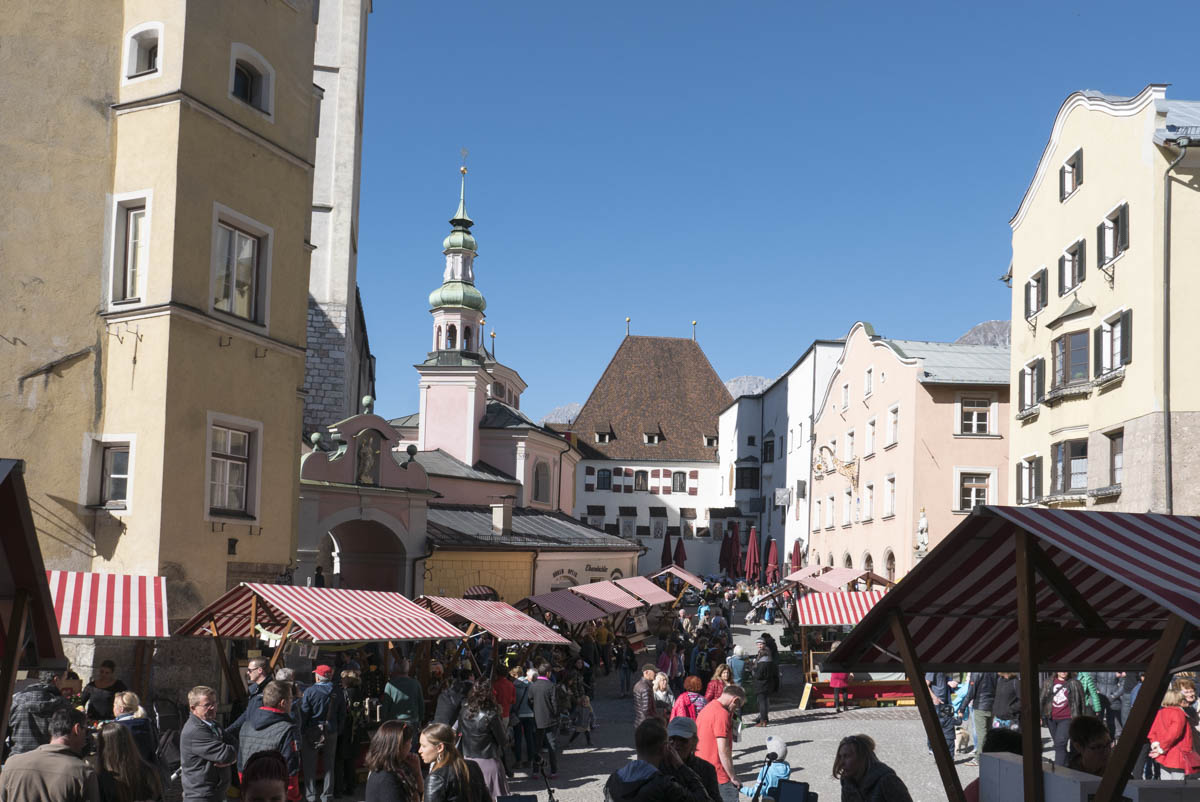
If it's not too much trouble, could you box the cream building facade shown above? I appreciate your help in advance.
[1007,85,1200,513]
[3,1,321,684]
[810,323,1009,580]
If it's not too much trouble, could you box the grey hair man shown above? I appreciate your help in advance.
[0,708,99,802]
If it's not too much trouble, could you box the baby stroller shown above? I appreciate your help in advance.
[744,606,761,625]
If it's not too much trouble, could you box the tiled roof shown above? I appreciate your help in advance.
[480,400,560,435]
[389,413,420,429]
[426,504,639,552]
[410,449,518,485]
[883,339,1010,386]
[1155,99,1200,145]
[568,336,732,462]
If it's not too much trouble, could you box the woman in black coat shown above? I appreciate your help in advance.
[457,683,513,799]
[992,672,1021,728]
[364,720,422,802]
[419,723,493,802]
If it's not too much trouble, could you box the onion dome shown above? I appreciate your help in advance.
[428,280,486,312]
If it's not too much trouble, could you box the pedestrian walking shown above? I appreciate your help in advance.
[1039,671,1085,766]
[963,672,997,762]
[180,686,237,802]
[95,721,164,802]
[228,657,271,736]
[603,718,709,802]
[833,734,913,802]
[381,659,424,725]
[364,721,422,802]
[616,637,638,697]
[1093,672,1126,737]
[751,638,778,727]
[337,669,367,797]
[672,677,708,720]
[6,669,72,756]
[511,668,537,769]
[417,723,492,802]
[924,672,958,755]
[705,664,732,704]
[528,662,559,778]
[829,672,851,713]
[567,695,595,747]
[111,691,157,768]
[300,665,346,802]
[654,672,676,717]
[236,681,301,796]
[633,663,660,728]
[726,646,746,687]
[458,682,513,798]
[0,709,100,802]
[992,672,1020,730]
[695,685,746,802]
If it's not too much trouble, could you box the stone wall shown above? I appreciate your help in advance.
[304,298,349,433]
[424,550,534,604]
[1085,410,1200,514]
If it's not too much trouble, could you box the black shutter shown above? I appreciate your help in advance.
[1018,368,1026,411]
[1094,326,1104,376]
[1035,358,1045,402]
[1077,239,1086,283]
[1121,309,1133,365]
[1118,203,1130,252]
[1016,463,1024,505]
[1097,221,1107,266]
[1034,456,1043,501]
[1048,442,1059,495]
[1058,256,1066,295]
[1024,282,1031,319]
[1037,268,1048,309]
[1075,150,1083,186]
[1059,165,1067,200]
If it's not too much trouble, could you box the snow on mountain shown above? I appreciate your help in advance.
[540,402,582,425]
[725,375,772,399]
[955,320,1011,346]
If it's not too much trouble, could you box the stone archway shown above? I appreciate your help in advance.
[322,520,408,592]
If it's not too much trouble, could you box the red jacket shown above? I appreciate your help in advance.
[1148,706,1200,773]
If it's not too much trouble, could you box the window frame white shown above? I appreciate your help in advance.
[812,499,822,533]
[1021,359,1041,410]
[1060,149,1082,201]
[106,190,153,307]
[595,432,612,444]
[886,405,899,447]
[209,202,273,332]
[956,392,997,436]
[204,411,263,523]
[842,486,853,525]
[122,22,163,85]
[864,417,876,455]
[533,461,552,502]
[862,481,874,521]
[1061,239,1085,294]
[1100,308,1128,374]
[825,495,835,529]
[80,433,137,515]
[228,43,276,121]
[953,466,996,512]
[883,474,896,518]
[841,383,850,410]
[844,429,855,461]
[1108,430,1124,486]
[863,366,874,398]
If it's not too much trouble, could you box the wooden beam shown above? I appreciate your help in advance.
[1014,530,1045,802]
[0,589,31,755]
[1026,540,1105,629]
[1094,613,1193,802]
[209,618,246,702]
[249,595,258,639]
[889,611,965,802]
[268,618,295,672]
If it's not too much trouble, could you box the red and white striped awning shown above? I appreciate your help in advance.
[652,565,707,590]
[463,585,499,600]
[796,591,886,627]
[178,583,464,644]
[783,566,827,583]
[47,571,169,638]
[615,576,677,606]
[569,580,643,612]
[827,506,1200,672]
[517,590,609,625]
[417,597,569,644]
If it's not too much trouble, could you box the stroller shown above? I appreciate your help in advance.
[150,697,187,802]
[744,606,761,625]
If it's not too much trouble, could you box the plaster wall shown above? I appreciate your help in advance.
[419,382,477,464]
[425,550,534,604]
[532,551,639,596]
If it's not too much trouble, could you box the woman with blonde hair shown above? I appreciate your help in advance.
[112,691,157,767]
[418,723,492,802]
[705,663,732,703]
[653,671,675,717]
[1148,687,1200,779]
[95,721,164,802]
[832,734,912,801]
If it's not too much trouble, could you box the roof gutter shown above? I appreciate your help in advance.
[1163,137,1189,514]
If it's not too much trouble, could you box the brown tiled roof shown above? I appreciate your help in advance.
[568,336,732,462]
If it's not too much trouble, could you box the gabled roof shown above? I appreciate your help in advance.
[568,336,732,461]
[426,504,639,552]
[883,339,1010,385]
[410,449,518,485]
[389,413,420,429]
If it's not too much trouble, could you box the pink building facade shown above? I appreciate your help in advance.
[809,322,1010,580]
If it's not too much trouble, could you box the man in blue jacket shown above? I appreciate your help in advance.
[237,681,301,796]
[299,665,345,802]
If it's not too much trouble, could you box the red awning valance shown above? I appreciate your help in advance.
[47,571,170,638]
[417,597,569,644]
[796,590,886,627]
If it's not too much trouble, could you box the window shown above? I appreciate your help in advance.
[864,367,874,397]
[491,381,504,398]
[863,553,874,574]
[1060,149,1083,200]
[812,499,821,532]
[865,418,876,454]
[595,432,613,444]
[885,551,895,582]
[1096,310,1133,375]
[842,487,853,524]
[1059,239,1086,294]
[884,476,896,517]
[1052,330,1089,387]
[634,470,649,491]
[109,192,151,304]
[841,383,850,409]
[844,430,855,460]
[1109,431,1124,485]
[463,326,472,351]
[228,44,275,118]
[644,432,663,445]
[123,23,162,81]
[762,438,775,463]
[233,63,258,104]
[825,496,834,528]
[101,446,130,507]
[1051,439,1088,494]
[1024,268,1048,318]
[863,482,874,520]
[747,435,756,447]
[1019,359,1046,411]
[118,206,147,301]
[704,435,718,448]
[672,472,686,493]
[210,425,250,514]
[960,398,990,435]
[213,220,263,322]
[959,473,989,511]
[533,462,551,502]
[735,467,760,490]
[886,405,899,446]
[780,433,787,454]
[1017,456,1042,504]
[1097,203,1129,266]
[445,324,457,349]
[596,469,612,491]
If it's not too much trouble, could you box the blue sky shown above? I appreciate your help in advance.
[357,1,1196,422]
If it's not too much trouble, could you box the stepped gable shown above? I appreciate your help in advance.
[568,335,732,462]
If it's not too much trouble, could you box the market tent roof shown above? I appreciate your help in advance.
[826,506,1200,672]
[614,576,676,606]
[652,564,707,590]
[783,565,827,583]
[416,597,569,644]
[516,590,609,625]
[796,591,887,627]
[798,567,894,591]
[178,583,464,644]
[47,570,169,638]
[569,581,643,612]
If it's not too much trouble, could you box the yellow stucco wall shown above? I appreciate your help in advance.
[424,550,535,604]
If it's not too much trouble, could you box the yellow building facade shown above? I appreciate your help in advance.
[3,1,320,686]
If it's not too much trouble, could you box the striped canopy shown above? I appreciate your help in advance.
[614,576,676,606]
[516,590,609,625]
[47,570,170,638]
[796,591,887,627]
[178,583,464,644]
[416,597,569,644]
[827,506,1200,672]
[652,564,707,590]
[569,580,643,612]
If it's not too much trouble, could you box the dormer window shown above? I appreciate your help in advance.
[644,433,663,445]
[595,432,613,444]
[1060,149,1083,200]
[704,435,718,448]
[123,23,163,82]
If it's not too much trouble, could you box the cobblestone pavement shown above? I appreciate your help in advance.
[503,616,995,802]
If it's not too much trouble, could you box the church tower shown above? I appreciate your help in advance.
[415,168,490,465]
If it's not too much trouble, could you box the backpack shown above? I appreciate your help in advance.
[680,693,699,719]
[149,697,184,777]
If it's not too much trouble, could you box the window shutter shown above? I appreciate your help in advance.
[1037,268,1048,308]
[1097,221,1106,265]
[1094,326,1104,377]
[1016,463,1024,504]
[1035,358,1046,402]
[1034,455,1044,501]
[1018,369,1026,411]
[1118,203,1130,252]
[1077,239,1086,283]
[1057,256,1066,295]
[1024,282,1032,318]
[1121,309,1133,365]
[1075,150,1083,186]
[1059,165,1067,200]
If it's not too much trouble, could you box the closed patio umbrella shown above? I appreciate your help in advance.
[744,526,760,583]
[765,537,780,584]
[673,536,687,569]
[790,539,802,573]
[728,524,741,579]
[661,524,674,569]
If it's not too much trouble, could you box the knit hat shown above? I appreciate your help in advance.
[667,716,698,739]
[765,735,788,762]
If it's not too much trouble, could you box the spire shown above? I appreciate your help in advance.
[431,162,485,311]
[442,165,477,254]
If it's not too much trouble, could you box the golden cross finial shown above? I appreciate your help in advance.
[460,147,469,175]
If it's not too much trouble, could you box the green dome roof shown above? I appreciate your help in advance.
[442,229,477,252]
[428,280,487,312]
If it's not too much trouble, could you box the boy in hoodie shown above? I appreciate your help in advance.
[237,681,301,800]
[604,718,711,802]
[7,669,72,755]
[740,736,792,798]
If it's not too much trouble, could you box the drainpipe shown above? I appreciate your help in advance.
[1163,137,1189,514]
[554,438,571,513]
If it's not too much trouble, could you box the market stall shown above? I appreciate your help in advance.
[514,589,611,641]
[568,580,646,636]
[416,596,570,672]
[825,505,1200,802]
[651,564,708,607]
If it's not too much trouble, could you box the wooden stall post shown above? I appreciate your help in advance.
[889,611,965,802]
[1014,530,1046,802]
[0,588,31,747]
[268,619,295,672]
[209,619,247,702]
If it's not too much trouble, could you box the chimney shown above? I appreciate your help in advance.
[491,497,514,535]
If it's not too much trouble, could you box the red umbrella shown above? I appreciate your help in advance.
[673,535,687,569]
[790,539,802,573]
[661,524,674,569]
[765,537,780,584]
[727,524,741,578]
[744,526,760,582]
[717,530,731,574]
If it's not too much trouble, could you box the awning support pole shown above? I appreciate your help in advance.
[1014,529,1046,802]
[268,618,295,673]
[210,618,246,703]
[0,589,31,753]
[1094,613,1192,802]
[888,611,965,802]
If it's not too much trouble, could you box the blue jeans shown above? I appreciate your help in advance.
[513,717,536,764]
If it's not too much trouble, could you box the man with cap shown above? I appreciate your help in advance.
[299,665,345,802]
[633,663,660,727]
[738,735,792,798]
[667,716,722,802]
[604,718,711,802]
